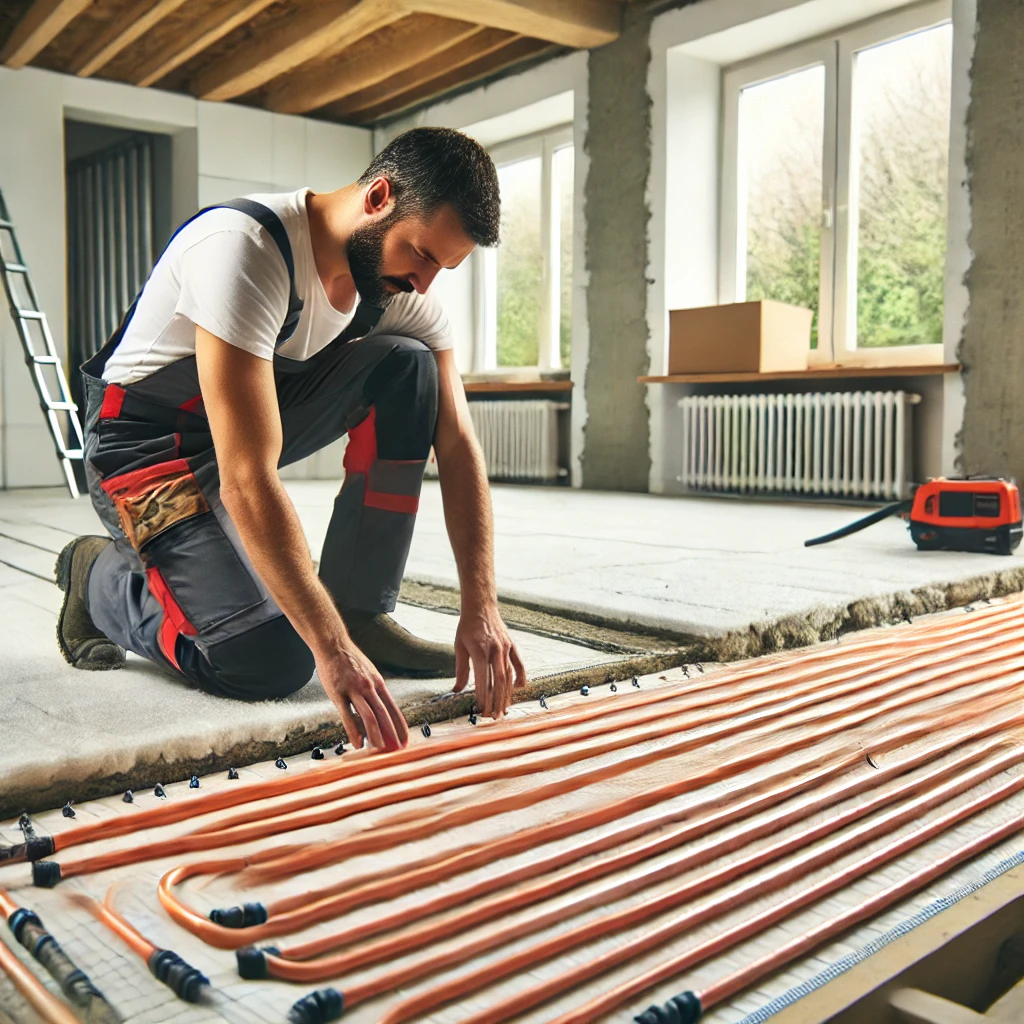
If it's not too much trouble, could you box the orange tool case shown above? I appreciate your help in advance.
[806,478,1023,554]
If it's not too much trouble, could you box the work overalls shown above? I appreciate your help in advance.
[80,200,438,700]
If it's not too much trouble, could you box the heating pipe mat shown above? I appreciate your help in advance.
[3,598,1024,1023]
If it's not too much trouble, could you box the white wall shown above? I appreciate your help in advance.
[0,65,371,489]
[377,52,591,486]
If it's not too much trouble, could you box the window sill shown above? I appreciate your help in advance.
[464,378,574,393]
[638,363,960,384]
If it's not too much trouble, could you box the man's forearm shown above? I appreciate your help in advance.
[437,434,497,609]
[220,471,350,657]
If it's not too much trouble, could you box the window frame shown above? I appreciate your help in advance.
[720,0,953,368]
[477,124,574,373]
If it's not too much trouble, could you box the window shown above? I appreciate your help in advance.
[722,3,953,365]
[478,127,574,371]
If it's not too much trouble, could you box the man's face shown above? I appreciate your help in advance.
[347,197,476,308]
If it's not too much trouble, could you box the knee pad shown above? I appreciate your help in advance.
[206,616,314,701]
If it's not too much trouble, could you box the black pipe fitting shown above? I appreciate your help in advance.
[148,949,208,1002]
[209,902,268,928]
[311,747,324,760]
[26,836,54,861]
[288,987,345,1024]
[334,743,346,755]
[154,784,167,799]
[189,776,200,789]
[61,802,75,819]
[227,767,239,780]
[634,992,702,1024]
[18,812,34,835]
[32,861,62,888]
[235,945,279,980]
[275,758,288,770]
[8,907,42,942]
[123,790,134,803]
[580,685,590,696]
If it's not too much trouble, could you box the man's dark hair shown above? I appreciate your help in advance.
[359,127,500,247]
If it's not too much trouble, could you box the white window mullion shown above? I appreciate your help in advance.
[538,133,558,371]
[832,33,857,362]
[814,39,840,366]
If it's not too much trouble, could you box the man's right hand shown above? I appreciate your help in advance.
[316,643,409,752]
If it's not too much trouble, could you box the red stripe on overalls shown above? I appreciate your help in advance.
[145,566,197,672]
[99,384,126,419]
[344,407,419,514]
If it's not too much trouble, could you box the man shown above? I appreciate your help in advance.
[54,127,526,751]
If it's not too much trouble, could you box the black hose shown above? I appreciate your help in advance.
[8,907,122,1024]
[804,500,911,547]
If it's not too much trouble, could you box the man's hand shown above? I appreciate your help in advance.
[453,604,526,718]
[317,645,409,751]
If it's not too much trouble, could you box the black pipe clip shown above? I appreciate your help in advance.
[235,945,279,980]
[32,861,62,888]
[154,784,167,799]
[210,902,268,929]
[148,949,208,1002]
[189,776,200,789]
[634,992,702,1024]
[288,987,345,1024]
[123,790,134,803]
[311,747,324,760]
[227,767,239,780]
[275,758,288,770]
[61,802,75,819]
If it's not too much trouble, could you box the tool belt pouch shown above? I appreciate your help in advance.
[101,461,210,551]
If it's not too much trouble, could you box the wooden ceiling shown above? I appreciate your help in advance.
[0,0,627,124]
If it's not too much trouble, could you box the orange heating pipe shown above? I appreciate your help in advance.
[18,598,1014,864]
[381,759,1024,1024]
[163,696,1024,953]
[236,740,1024,994]
[268,735,1017,973]
[568,807,1024,1024]
[0,933,80,1024]
[187,612,1022,842]
[238,653,1024,885]
[70,892,209,1004]
[50,637,1023,886]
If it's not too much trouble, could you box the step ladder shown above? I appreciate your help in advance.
[0,188,85,497]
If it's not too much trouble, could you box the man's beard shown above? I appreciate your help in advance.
[346,218,414,309]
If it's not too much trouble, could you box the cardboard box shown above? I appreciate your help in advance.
[668,300,812,375]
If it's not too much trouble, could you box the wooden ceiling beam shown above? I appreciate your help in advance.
[265,17,479,115]
[130,0,277,88]
[330,27,515,118]
[0,0,92,68]
[70,0,190,77]
[402,0,620,48]
[190,0,404,102]
[345,35,553,123]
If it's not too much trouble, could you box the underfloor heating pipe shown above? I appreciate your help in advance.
[247,677,1024,941]
[185,612,1023,843]
[382,763,1024,1024]
[69,892,209,1003]
[47,637,1019,886]
[0,930,81,1024]
[0,889,120,1024]
[11,598,1015,865]
[184,699,1024,953]
[239,740,1024,995]
[261,736,1021,978]
[237,652,1024,886]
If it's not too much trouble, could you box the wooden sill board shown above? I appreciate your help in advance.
[464,379,573,393]
[639,364,960,384]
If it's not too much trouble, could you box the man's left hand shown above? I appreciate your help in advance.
[453,605,526,718]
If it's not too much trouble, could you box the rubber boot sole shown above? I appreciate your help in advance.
[55,538,126,671]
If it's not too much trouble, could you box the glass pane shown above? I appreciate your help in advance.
[853,23,952,347]
[554,145,574,367]
[496,156,542,367]
[740,64,825,348]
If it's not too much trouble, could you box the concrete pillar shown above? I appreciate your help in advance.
[580,4,653,491]
[957,0,1024,481]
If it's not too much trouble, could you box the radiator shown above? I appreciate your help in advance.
[677,390,920,500]
[425,400,567,482]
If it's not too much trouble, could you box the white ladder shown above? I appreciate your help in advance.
[0,189,85,497]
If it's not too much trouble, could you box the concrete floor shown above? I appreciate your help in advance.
[2,481,1022,815]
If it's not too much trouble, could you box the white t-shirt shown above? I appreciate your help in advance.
[102,188,453,385]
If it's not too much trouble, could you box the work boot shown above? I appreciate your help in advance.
[54,536,126,671]
[342,610,456,678]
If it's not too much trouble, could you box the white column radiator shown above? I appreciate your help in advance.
[677,390,920,500]
[425,399,568,482]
